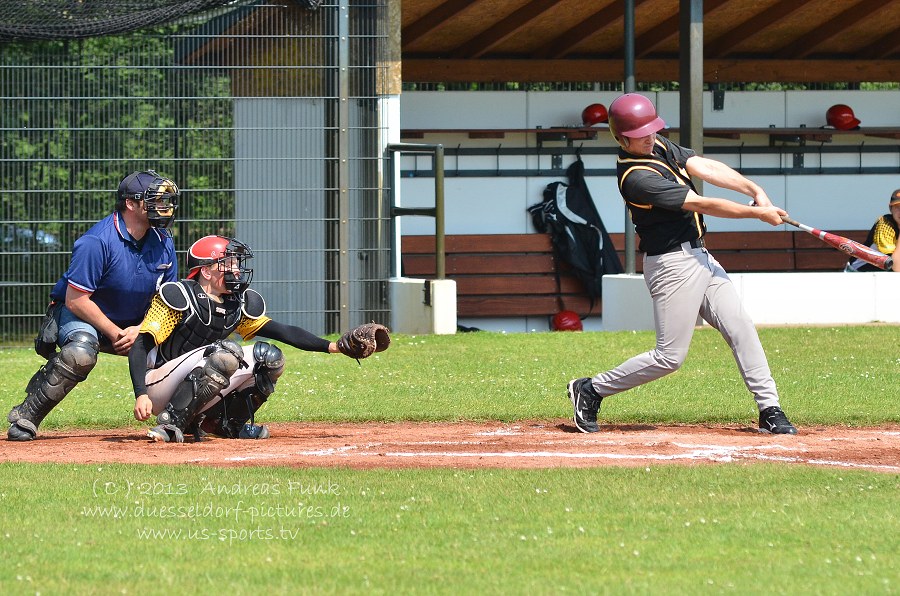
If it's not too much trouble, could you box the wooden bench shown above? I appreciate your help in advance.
[401,230,869,319]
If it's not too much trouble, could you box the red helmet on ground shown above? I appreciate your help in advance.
[825,104,860,130]
[552,310,583,332]
[581,103,608,126]
[608,94,666,138]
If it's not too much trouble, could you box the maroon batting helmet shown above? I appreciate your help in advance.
[608,94,666,138]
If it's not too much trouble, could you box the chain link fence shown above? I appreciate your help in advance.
[1,0,393,345]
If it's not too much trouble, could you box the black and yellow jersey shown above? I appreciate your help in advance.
[616,135,706,255]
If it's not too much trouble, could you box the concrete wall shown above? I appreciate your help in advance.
[602,272,900,332]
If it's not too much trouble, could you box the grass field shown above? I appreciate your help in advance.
[1,325,899,594]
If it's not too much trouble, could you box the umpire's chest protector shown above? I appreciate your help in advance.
[156,280,245,362]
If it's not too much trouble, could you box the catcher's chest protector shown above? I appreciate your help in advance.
[158,280,243,363]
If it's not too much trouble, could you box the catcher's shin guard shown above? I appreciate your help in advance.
[8,331,98,441]
[218,341,282,439]
[148,341,242,443]
[251,341,284,395]
[199,340,282,438]
[200,387,270,439]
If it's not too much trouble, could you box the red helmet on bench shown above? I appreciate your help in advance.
[581,103,608,126]
[825,104,861,130]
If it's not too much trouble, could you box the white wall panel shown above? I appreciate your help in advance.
[400,91,528,129]
[786,90,900,128]
[785,175,897,231]
[399,90,900,236]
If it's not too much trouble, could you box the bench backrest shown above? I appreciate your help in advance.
[401,231,869,318]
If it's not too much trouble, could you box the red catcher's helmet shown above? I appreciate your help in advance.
[552,310,583,332]
[825,104,861,130]
[581,103,608,126]
[187,235,254,294]
[608,94,666,138]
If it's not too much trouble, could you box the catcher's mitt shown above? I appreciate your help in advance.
[337,323,391,361]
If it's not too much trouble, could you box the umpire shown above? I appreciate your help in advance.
[567,94,798,435]
[7,171,180,441]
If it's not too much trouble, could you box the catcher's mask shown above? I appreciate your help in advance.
[117,170,180,229]
[187,235,254,294]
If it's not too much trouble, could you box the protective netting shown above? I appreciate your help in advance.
[0,0,322,41]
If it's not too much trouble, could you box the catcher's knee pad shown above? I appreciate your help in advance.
[165,344,241,424]
[251,341,284,396]
[204,338,245,365]
[157,360,235,442]
[200,340,243,393]
[181,350,238,408]
[6,332,97,440]
[39,331,99,403]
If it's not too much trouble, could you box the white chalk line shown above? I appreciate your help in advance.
[279,443,900,473]
[201,429,900,470]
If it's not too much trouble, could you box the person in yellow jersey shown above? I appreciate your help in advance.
[845,189,900,272]
[128,235,344,443]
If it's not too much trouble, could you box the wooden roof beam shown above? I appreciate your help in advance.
[450,0,559,59]
[634,0,729,58]
[532,0,652,60]
[858,24,900,59]
[402,58,900,84]
[776,1,889,59]
[402,0,482,47]
[705,0,815,59]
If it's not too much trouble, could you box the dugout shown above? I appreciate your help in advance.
[1,0,899,342]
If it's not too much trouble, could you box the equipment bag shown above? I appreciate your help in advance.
[527,155,623,317]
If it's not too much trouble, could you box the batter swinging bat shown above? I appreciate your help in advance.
[781,216,894,271]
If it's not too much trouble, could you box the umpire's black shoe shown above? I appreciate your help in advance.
[567,377,601,433]
[758,406,798,435]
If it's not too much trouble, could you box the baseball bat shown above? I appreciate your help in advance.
[781,216,894,271]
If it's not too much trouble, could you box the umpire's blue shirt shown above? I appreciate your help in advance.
[51,212,178,327]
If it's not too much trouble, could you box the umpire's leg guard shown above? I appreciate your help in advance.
[148,339,243,443]
[8,331,98,441]
[200,341,283,439]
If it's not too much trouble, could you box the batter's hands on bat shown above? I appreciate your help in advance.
[747,190,774,208]
[755,205,787,226]
[134,394,153,421]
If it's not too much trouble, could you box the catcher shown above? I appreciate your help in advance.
[128,235,390,443]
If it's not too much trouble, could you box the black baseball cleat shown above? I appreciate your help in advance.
[758,406,798,435]
[238,423,269,439]
[148,424,185,443]
[567,377,601,433]
[7,420,38,441]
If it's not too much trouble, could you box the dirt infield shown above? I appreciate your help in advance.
[2,421,899,473]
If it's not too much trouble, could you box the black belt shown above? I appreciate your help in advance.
[646,238,705,256]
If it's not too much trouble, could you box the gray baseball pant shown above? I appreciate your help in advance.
[590,243,781,411]
[143,344,272,416]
